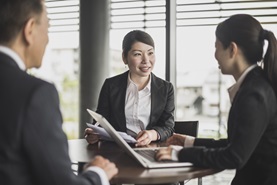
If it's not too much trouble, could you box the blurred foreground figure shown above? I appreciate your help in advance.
[0,0,118,185]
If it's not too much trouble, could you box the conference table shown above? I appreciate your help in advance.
[68,139,221,184]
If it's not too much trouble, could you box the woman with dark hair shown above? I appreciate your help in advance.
[85,30,175,147]
[156,14,277,185]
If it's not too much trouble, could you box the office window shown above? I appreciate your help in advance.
[35,0,277,139]
[32,0,80,139]
[176,0,277,138]
[110,0,166,79]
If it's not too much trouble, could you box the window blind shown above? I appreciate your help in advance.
[110,0,166,29]
[177,0,277,27]
[45,0,277,31]
[46,0,79,32]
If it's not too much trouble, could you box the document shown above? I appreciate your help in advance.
[86,123,137,143]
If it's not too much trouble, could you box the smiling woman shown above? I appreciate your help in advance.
[27,1,277,185]
[34,0,277,143]
[84,30,175,147]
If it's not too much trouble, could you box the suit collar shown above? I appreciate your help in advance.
[0,45,26,70]
[228,64,257,103]
[117,71,165,129]
[127,72,151,92]
[116,71,129,130]
[231,66,262,104]
[149,73,165,126]
[151,73,163,89]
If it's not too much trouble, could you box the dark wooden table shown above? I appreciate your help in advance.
[68,139,221,184]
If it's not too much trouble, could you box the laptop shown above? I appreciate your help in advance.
[87,109,193,168]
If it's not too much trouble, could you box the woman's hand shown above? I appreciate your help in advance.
[136,129,158,146]
[166,133,187,146]
[84,128,100,144]
[155,146,173,161]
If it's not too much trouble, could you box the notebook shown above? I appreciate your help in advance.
[86,123,137,143]
[87,109,193,168]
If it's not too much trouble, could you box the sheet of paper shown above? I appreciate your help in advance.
[86,123,137,143]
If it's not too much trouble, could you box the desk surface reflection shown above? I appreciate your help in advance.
[68,139,221,184]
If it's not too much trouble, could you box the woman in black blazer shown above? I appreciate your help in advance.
[156,14,277,185]
[85,30,175,146]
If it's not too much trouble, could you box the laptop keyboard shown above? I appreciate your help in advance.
[135,149,177,163]
[135,149,157,162]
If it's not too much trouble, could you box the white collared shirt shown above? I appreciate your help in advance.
[228,64,257,103]
[0,45,26,70]
[125,73,151,137]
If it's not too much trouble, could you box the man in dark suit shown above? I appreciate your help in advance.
[0,0,118,185]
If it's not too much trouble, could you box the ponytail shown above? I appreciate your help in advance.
[263,29,277,96]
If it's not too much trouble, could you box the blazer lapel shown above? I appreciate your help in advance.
[114,71,128,131]
[149,73,163,128]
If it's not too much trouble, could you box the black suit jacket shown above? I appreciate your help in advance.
[178,67,277,185]
[0,52,102,185]
[96,71,175,141]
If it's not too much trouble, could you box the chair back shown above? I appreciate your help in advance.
[174,121,199,137]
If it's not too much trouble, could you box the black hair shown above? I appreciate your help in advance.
[0,0,43,44]
[122,30,155,58]
[216,14,277,95]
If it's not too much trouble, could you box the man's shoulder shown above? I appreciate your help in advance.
[21,71,54,88]
[8,68,57,97]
